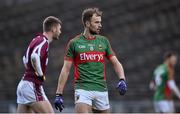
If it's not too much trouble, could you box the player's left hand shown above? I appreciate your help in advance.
[117,79,127,95]
[36,75,46,82]
[35,72,46,81]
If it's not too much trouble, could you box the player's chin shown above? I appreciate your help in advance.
[53,33,60,40]
[97,29,101,34]
[53,36,59,40]
[96,30,100,34]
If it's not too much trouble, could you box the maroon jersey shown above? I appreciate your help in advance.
[22,34,49,84]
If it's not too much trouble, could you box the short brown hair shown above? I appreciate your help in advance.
[82,7,102,27]
[43,16,62,32]
[164,51,177,60]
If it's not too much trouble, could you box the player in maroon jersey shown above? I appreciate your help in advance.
[16,16,62,113]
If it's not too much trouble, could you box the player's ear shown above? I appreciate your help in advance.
[85,21,90,27]
[51,26,56,33]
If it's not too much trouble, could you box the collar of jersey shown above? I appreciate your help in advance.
[82,34,96,40]
[36,33,48,40]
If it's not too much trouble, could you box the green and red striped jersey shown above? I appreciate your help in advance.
[65,34,114,91]
[153,64,172,101]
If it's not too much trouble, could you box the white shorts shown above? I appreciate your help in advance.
[16,80,48,105]
[154,100,175,113]
[75,89,110,110]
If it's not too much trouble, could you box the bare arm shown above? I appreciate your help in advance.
[109,56,126,80]
[168,67,180,99]
[168,80,180,99]
[56,60,73,94]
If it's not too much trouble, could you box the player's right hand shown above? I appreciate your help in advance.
[54,94,64,112]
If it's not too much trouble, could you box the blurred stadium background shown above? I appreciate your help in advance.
[0,0,180,113]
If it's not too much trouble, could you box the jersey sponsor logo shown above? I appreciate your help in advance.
[79,52,104,61]
[78,45,86,49]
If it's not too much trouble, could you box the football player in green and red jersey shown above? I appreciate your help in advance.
[54,7,127,113]
[150,51,180,113]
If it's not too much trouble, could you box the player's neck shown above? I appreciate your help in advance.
[43,32,53,43]
[165,61,174,68]
[83,29,94,39]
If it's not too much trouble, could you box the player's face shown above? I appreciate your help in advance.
[88,14,102,35]
[53,24,61,40]
[169,55,177,66]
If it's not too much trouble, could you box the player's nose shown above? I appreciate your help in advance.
[99,23,102,28]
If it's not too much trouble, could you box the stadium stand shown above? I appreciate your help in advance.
[0,0,180,112]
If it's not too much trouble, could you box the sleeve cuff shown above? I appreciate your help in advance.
[107,54,114,60]
[64,56,73,61]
